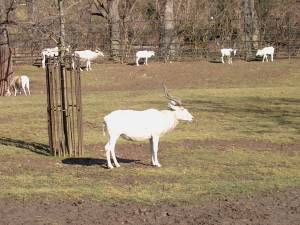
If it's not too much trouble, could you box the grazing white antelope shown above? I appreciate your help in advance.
[5,75,30,96]
[256,46,275,62]
[136,50,155,66]
[221,48,237,64]
[72,49,104,71]
[103,84,193,169]
[41,46,70,69]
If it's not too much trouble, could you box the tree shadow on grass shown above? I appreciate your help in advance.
[0,137,51,156]
[62,157,140,169]
[187,96,300,135]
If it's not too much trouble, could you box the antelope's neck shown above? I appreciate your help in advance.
[161,110,179,134]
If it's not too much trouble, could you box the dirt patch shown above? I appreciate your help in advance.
[82,60,296,92]
[0,188,299,225]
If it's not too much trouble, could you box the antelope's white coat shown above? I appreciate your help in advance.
[6,75,30,96]
[72,50,104,71]
[256,46,274,62]
[103,103,193,169]
[221,48,237,64]
[136,50,155,66]
[41,46,70,69]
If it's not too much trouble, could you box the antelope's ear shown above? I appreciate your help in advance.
[168,102,178,111]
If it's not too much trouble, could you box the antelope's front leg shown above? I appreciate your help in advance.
[88,61,92,71]
[151,136,161,167]
[149,138,155,166]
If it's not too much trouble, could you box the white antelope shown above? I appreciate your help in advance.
[221,48,237,64]
[136,50,155,66]
[41,46,70,69]
[256,46,275,62]
[72,49,104,71]
[5,75,30,96]
[103,84,193,169]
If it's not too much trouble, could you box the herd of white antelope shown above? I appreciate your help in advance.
[6,46,274,97]
[5,45,276,168]
[220,46,275,64]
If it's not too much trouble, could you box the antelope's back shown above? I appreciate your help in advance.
[104,109,164,137]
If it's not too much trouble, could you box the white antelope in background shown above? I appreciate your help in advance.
[103,84,193,169]
[72,49,104,71]
[256,46,275,62]
[221,48,237,64]
[5,75,30,96]
[136,50,155,66]
[41,46,70,69]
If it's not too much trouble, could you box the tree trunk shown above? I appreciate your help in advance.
[108,0,120,61]
[250,0,260,49]
[160,0,175,61]
[26,0,36,23]
[85,4,94,49]
[0,0,13,96]
[242,0,260,60]
[58,0,70,154]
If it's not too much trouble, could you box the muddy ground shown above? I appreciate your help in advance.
[0,188,299,225]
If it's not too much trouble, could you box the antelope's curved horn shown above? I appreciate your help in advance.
[163,82,182,106]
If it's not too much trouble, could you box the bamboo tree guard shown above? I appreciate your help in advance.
[45,55,83,157]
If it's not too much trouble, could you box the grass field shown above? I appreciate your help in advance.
[0,59,300,205]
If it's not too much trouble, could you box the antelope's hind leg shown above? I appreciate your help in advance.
[105,135,120,169]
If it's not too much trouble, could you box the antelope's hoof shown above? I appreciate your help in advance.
[152,163,161,167]
[107,165,114,169]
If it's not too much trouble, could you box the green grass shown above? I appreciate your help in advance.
[0,60,300,204]
[1,145,299,204]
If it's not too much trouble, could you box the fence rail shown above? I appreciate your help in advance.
[10,18,300,64]
[11,41,300,65]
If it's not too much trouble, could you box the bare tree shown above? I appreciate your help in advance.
[241,0,260,60]
[93,0,121,61]
[2,0,299,63]
[119,0,138,63]
[0,0,15,96]
[26,0,37,23]
[108,0,121,61]
[158,0,175,61]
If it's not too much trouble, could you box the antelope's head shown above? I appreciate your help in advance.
[163,83,193,122]
[256,49,263,56]
[96,48,104,56]
[149,51,155,57]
